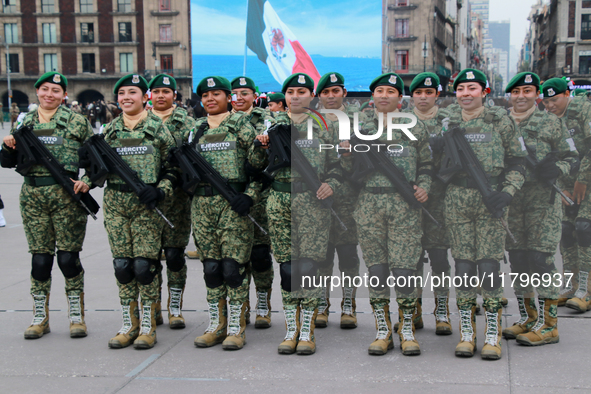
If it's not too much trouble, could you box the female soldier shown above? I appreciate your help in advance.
[148,74,196,329]
[190,76,265,351]
[97,74,177,350]
[1,72,94,340]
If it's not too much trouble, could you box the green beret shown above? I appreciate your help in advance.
[369,73,404,95]
[35,72,67,90]
[542,78,568,98]
[113,74,148,94]
[231,76,256,91]
[410,72,440,94]
[574,88,588,97]
[148,74,177,91]
[267,92,285,103]
[281,73,314,94]
[505,72,540,93]
[196,76,231,96]
[316,72,345,94]
[453,68,488,91]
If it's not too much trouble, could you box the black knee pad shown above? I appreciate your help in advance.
[561,221,577,249]
[57,251,82,278]
[528,251,553,275]
[298,258,318,278]
[391,268,418,295]
[203,259,224,288]
[318,244,336,269]
[280,261,292,292]
[508,249,529,275]
[454,259,476,291]
[133,257,157,285]
[477,259,502,291]
[576,218,591,247]
[222,258,246,288]
[427,249,450,275]
[368,264,390,288]
[164,247,185,272]
[31,253,54,282]
[336,244,359,272]
[250,244,272,272]
[113,257,134,284]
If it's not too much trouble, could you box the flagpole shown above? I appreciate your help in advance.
[243,0,249,76]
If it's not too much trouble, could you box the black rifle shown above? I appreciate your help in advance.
[83,133,174,228]
[11,125,99,219]
[524,146,574,206]
[261,124,347,231]
[349,135,442,228]
[170,142,268,235]
[438,126,516,243]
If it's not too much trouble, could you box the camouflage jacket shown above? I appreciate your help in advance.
[242,106,291,136]
[560,96,591,187]
[405,106,451,171]
[158,106,196,146]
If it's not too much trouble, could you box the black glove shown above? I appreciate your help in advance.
[429,135,445,154]
[486,191,513,212]
[0,144,18,169]
[76,147,91,168]
[535,155,562,182]
[138,185,165,209]
[229,193,253,216]
[166,147,179,167]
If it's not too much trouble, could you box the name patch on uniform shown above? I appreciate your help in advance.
[115,145,154,156]
[197,141,237,152]
[386,147,409,157]
[295,139,320,149]
[566,137,577,151]
[38,136,63,145]
[463,133,491,143]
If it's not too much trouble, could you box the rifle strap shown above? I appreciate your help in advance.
[190,122,209,148]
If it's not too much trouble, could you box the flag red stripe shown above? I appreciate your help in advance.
[289,40,321,87]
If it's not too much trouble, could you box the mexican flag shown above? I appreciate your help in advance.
[246,0,321,87]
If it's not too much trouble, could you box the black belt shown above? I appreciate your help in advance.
[365,186,397,194]
[292,181,311,194]
[106,183,155,193]
[450,175,500,189]
[24,172,77,187]
[271,180,291,193]
[194,182,246,197]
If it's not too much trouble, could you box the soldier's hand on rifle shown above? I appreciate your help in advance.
[255,135,269,149]
[138,185,165,209]
[561,189,574,206]
[316,183,333,200]
[229,193,253,216]
[71,179,89,194]
[429,135,444,154]
[338,140,352,157]
[487,191,513,212]
[3,135,16,149]
[535,154,561,182]
[77,147,91,168]
[573,181,587,205]
[413,185,428,203]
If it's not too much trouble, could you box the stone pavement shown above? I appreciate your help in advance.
[1,125,590,394]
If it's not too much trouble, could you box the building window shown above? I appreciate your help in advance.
[395,19,409,38]
[41,0,55,13]
[6,53,19,73]
[81,23,94,43]
[120,52,133,73]
[82,53,95,73]
[580,56,591,74]
[583,15,591,40]
[44,53,58,72]
[80,0,93,13]
[4,23,18,44]
[159,0,171,11]
[160,54,173,73]
[119,22,132,42]
[396,0,408,6]
[395,50,409,72]
[42,23,57,44]
[2,0,16,13]
[159,25,172,42]
[117,0,131,12]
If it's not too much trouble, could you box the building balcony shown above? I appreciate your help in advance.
[142,69,192,78]
[387,35,418,42]
[150,10,180,16]
[388,64,451,77]
[387,4,418,11]
[153,41,181,47]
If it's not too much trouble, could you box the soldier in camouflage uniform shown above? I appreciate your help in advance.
[190,76,265,351]
[500,73,579,346]
[439,69,527,360]
[342,73,433,356]
[315,71,363,329]
[257,73,341,355]
[1,72,93,340]
[267,92,287,112]
[543,77,591,314]
[148,74,196,329]
[95,74,178,350]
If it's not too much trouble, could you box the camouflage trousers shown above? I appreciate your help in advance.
[571,190,591,273]
[354,190,423,309]
[117,278,160,305]
[507,182,561,299]
[160,187,190,289]
[247,188,273,291]
[20,183,88,296]
[192,195,252,304]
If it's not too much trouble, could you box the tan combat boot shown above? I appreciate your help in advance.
[481,306,502,360]
[368,304,394,355]
[501,297,509,307]
[278,307,300,354]
[108,301,140,348]
[502,295,537,339]
[340,287,357,329]
[434,296,452,335]
[455,305,477,357]
[194,299,227,347]
[222,302,247,350]
[134,302,157,349]
[398,307,421,356]
[68,293,87,338]
[558,269,577,306]
[254,289,272,328]
[168,287,185,329]
[185,250,200,259]
[296,308,318,355]
[24,294,51,339]
[516,298,559,346]
[565,271,591,313]
[394,301,423,332]
[315,287,330,328]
